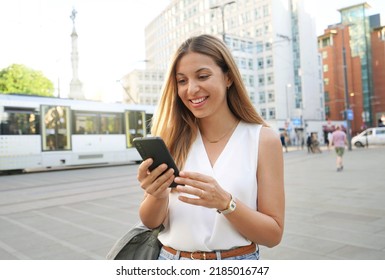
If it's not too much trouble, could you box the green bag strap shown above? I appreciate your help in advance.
[151,224,164,236]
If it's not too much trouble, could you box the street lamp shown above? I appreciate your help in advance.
[117,79,137,104]
[342,32,353,151]
[210,1,235,41]
[330,26,352,151]
[286,83,292,121]
[118,60,150,104]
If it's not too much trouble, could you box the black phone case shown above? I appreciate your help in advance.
[133,137,180,188]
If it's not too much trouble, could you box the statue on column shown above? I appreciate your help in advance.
[69,7,84,100]
[70,8,77,24]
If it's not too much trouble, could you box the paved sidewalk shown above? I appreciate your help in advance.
[263,145,385,259]
[0,146,384,259]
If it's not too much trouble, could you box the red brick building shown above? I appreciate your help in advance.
[317,3,385,140]
[318,25,364,136]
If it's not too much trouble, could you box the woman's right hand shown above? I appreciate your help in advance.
[137,158,174,199]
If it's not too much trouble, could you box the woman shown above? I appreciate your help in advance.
[331,125,347,171]
[137,34,284,260]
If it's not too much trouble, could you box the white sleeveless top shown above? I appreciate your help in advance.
[158,122,262,251]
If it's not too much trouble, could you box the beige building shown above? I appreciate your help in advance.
[121,69,164,105]
[125,0,325,140]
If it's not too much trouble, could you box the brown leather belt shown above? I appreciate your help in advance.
[162,243,256,260]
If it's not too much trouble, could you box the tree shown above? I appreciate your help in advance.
[0,64,54,96]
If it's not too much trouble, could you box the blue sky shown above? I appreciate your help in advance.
[0,0,384,101]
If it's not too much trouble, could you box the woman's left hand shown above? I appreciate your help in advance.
[174,171,230,211]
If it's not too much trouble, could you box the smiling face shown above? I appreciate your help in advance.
[175,51,232,120]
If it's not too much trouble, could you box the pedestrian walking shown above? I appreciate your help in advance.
[306,134,313,153]
[331,125,347,172]
[311,134,322,153]
[280,132,288,152]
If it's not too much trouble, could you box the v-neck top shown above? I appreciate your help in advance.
[158,121,262,251]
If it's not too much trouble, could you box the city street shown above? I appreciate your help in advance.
[0,145,384,260]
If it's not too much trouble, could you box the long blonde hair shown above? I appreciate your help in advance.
[151,34,267,169]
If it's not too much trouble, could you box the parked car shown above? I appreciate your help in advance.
[351,127,385,147]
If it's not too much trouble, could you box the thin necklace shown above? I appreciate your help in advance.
[202,120,239,143]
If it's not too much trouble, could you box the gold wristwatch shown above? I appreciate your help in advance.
[217,195,236,215]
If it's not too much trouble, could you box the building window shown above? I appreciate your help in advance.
[324,91,330,102]
[260,108,266,118]
[325,106,330,116]
[242,75,247,86]
[264,24,270,34]
[266,56,273,67]
[263,5,269,17]
[322,51,328,59]
[256,41,263,52]
[258,75,265,86]
[259,91,266,103]
[247,42,253,53]
[322,37,331,47]
[323,64,328,72]
[268,108,276,119]
[257,58,264,69]
[254,8,261,19]
[240,58,246,69]
[268,91,275,102]
[324,78,329,85]
[249,76,254,87]
[233,38,239,49]
[240,40,246,50]
[249,92,255,103]
[380,29,385,40]
[248,59,254,70]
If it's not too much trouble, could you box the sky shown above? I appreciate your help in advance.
[0,0,384,101]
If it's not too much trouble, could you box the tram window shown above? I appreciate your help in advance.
[73,111,122,134]
[145,113,153,135]
[100,113,122,134]
[0,107,40,135]
[72,111,98,134]
[125,110,145,147]
[41,105,71,151]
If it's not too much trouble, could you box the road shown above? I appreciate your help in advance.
[0,145,385,260]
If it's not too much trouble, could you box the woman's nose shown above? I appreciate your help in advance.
[187,80,199,95]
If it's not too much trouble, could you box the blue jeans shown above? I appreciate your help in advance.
[157,246,260,260]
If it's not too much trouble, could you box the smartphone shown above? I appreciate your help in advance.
[133,137,181,188]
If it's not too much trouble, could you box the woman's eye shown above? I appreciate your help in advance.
[177,79,186,84]
[198,75,209,80]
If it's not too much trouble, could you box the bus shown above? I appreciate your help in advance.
[0,94,155,173]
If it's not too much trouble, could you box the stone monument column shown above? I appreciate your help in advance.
[69,8,84,99]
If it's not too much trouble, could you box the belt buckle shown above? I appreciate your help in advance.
[190,251,206,260]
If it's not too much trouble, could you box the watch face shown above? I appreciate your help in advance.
[217,197,237,214]
[230,200,236,209]
[222,198,236,214]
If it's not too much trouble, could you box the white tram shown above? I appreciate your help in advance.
[0,94,155,173]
